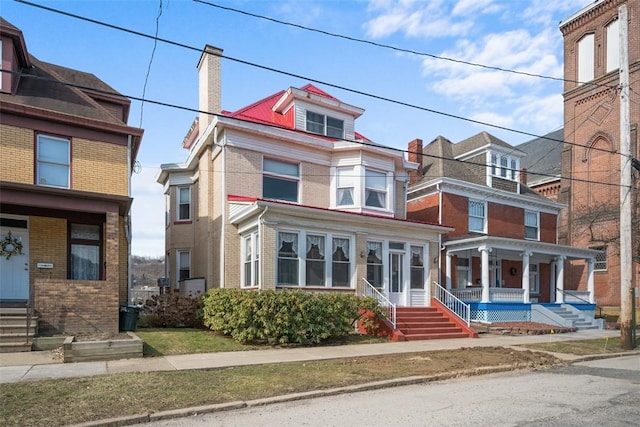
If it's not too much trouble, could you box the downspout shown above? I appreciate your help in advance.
[126,135,133,304]
[437,183,443,286]
[258,206,269,290]
[215,126,226,288]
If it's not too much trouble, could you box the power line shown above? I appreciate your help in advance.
[15,0,622,159]
[4,67,627,191]
[193,0,617,90]
[139,0,163,128]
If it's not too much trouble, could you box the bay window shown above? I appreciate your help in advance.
[177,187,191,221]
[242,232,260,287]
[336,168,355,206]
[365,169,387,209]
[177,250,190,281]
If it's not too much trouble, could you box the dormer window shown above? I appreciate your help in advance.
[490,153,519,182]
[306,111,344,138]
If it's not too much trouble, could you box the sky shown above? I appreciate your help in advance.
[1,0,594,257]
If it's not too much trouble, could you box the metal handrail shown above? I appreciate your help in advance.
[433,281,471,327]
[560,288,591,304]
[363,279,396,329]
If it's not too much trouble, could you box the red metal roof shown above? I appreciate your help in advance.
[222,84,369,142]
[227,194,452,229]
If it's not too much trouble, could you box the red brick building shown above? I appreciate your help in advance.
[559,0,639,309]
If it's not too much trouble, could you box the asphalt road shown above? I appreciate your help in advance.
[145,355,639,426]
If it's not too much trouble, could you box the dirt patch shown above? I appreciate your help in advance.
[473,322,576,335]
[73,332,133,342]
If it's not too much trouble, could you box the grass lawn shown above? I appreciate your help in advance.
[0,347,559,427]
[135,328,389,356]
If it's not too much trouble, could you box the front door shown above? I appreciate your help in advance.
[0,219,29,300]
[388,252,404,305]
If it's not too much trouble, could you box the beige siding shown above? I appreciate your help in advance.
[395,180,406,219]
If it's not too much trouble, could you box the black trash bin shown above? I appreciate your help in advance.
[119,305,139,331]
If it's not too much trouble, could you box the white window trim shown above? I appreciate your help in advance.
[263,157,300,203]
[241,231,260,287]
[524,210,540,241]
[578,33,595,84]
[306,110,344,138]
[591,246,607,271]
[364,168,391,211]
[489,151,519,182]
[468,199,487,234]
[606,19,620,73]
[176,250,191,287]
[529,264,539,295]
[36,134,70,189]
[276,229,354,288]
[176,186,191,221]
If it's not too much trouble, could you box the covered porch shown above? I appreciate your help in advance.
[441,236,602,323]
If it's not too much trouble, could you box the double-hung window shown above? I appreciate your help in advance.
[277,232,299,285]
[410,246,425,289]
[242,232,260,287]
[69,223,102,280]
[332,237,350,287]
[366,241,383,289]
[306,111,344,138]
[177,187,191,221]
[524,211,539,240]
[606,20,619,73]
[177,250,190,281]
[336,168,355,206]
[306,234,325,286]
[365,169,387,209]
[468,199,486,233]
[263,158,299,202]
[37,134,70,188]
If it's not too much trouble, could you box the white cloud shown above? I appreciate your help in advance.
[364,0,475,39]
[452,0,500,17]
[131,167,165,257]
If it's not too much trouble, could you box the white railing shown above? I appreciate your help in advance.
[451,287,525,303]
[363,279,396,329]
[562,290,591,304]
[434,282,470,327]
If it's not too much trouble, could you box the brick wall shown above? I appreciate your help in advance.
[34,278,119,335]
[407,193,440,223]
[539,212,557,243]
[488,203,524,239]
[30,216,67,281]
[0,124,33,183]
[441,193,469,238]
[72,138,128,195]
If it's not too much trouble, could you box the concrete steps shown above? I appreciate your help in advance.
[395,307,471,341]
[0,304,36,353]
[547,306,601,330]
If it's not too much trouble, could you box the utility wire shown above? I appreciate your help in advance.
[139,0,163,128]
[15,0,623,159]
[193,0,618,89]
[2,68,628,190]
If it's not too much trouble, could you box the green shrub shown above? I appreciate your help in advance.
[201,289,382,345]
[141,293,203,328]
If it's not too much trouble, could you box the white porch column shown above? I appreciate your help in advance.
[587,258,595,304]
[445,252,452,291]
[550,259,557,303]
[555,256,566,303]
[479,246,491,303]
[521,251,532,304]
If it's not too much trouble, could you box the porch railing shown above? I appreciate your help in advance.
[363,279,396,329]
[434,282,470,327]
[561,289,592,304]
[451,287,525,303]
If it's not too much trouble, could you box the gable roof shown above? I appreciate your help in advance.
[453,131,524,157]
[518,128,563,185]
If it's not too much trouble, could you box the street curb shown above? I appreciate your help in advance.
[566,350,640,363]
[66,362,549,426]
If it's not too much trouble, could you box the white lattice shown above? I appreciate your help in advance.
[472,309,531,323]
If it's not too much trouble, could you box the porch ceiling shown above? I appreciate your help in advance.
[444,235,601,261]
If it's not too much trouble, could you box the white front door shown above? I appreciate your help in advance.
[388,252,404,305]
[0,222,29,300]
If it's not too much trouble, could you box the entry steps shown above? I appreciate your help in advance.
[0,306,36,352]
[395,307,474,340]
[543,305,603,330]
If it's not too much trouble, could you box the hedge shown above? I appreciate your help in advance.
[201,289,382,345]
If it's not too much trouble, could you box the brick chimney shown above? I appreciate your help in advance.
[408,138,423,185]
[197,44,223,137]
[520,167,528,186]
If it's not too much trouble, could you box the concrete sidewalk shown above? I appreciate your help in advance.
[0,329,626,384]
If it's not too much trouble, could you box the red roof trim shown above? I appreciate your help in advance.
[227,194,451,229]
